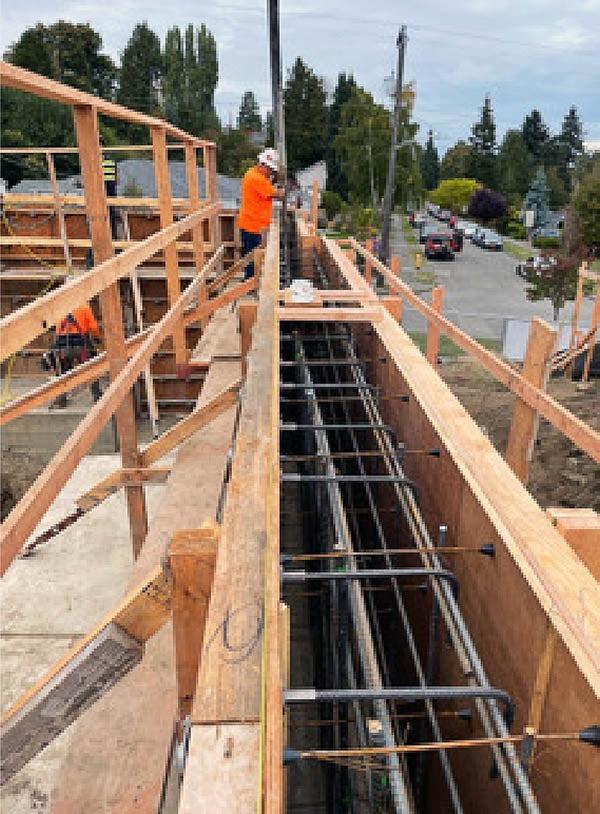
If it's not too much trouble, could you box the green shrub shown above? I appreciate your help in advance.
[321,190,343,220]
[506,221,526,239]
[533,236,561,249]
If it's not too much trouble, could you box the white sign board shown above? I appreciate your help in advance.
[525,210,535,229]
[502,318,573,362]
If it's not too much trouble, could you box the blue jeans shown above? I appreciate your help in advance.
[241,229,262,279]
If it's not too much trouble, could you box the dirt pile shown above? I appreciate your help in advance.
[439,358,599,512]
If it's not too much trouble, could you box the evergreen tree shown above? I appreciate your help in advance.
[498,129,532,199]
[326,72,356,197]
[238,91,262,132]
[284,57,327,173]
[163,24,218,135]
[440,141,472,180]
[521,109,549,164]
[553,106,584,191]
[468,95,497,188]
[523,168,551,228]
[117,23,162,140]
[420,129,440,190]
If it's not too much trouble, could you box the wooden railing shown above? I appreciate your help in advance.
[0,63,229,572]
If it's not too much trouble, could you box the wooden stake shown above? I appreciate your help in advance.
[505,317,557,483]
[311,179,319,229]
[364,239,373,286]
[73,104,148,557]
[130,266,159,436]
[426,286,444,365]
[239,300,258,377]
[169,524,219,718]
[152,126,187,366]
[389,254,401,295]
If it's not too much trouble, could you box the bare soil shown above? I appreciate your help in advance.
[439,357,600,512]
[1,451,47,521]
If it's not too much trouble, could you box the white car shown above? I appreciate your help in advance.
[457,220,477,238]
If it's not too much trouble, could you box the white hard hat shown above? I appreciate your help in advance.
[258,148,279,171]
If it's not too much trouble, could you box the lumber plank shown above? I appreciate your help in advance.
[207,250,256,295]
[505,318,557,482]
[350,238,600,464]
[179,724,260,814]
[140,380,241,467]
[239,300,258,377]
[0,202,220,363]
[73,103,148,557]
[152,126,186,365]
[50,334,241,813]
[76,467,171,513]
[169,524,219,717]
[0,249,223,576]
[277,306,382,322]
[184,276,257,328]
[0,62,212,147]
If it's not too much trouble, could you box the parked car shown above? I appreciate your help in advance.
[457,221,477,238]
[419,222,441,244]
[471,226,486,245]
[479,230,503,251]
[425,232,455,260]
[438,209,452,222]
[534,227,561,239]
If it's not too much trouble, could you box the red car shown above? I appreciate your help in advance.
[425,233,455,260]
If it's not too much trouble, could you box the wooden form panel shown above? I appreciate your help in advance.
[356,316,600,814]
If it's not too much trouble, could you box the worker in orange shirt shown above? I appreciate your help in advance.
[237,148,285,278]
[45,303,102,407]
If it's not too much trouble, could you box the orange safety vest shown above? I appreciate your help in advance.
[237,166,276,234]
[57,305,100,338]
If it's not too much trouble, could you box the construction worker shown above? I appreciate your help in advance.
[100,136,118,240]
[237,148,285,278]
[48,303,102,408]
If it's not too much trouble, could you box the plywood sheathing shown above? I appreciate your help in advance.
[49,311,241,813]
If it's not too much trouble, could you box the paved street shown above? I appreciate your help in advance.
[390,215,595,341]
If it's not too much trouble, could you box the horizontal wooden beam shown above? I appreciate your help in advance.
[184,276,257,328]
[3,193,205,210]
[0,330,149,427]
[0,62,212,147]
[206,249,257,295]
[76,466,171,512]
[0,143,187,155]
[0,247,224,576]
[140,380,241,467]
[0,201,220,363]
[276,306,383,322]
[350,238,600,464]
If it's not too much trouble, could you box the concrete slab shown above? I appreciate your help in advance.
[0,453,173,813]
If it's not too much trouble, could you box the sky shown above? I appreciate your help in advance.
[2,0,600,152]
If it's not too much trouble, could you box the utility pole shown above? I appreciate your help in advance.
[380,26,407,265]
[267,0,286,179]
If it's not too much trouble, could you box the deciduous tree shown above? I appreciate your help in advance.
[498,129,531,200]
[429,178,479,213]
[468,187,507,223]
[440,140,472,180]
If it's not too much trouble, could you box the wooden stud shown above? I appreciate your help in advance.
[76,466,171,513]
[382,296,402,321]
[426,285,444,366]
[73,104,148,558]
[185,142,209,332]
[45,152,72,272]
[169,524,219,718]
[130,266,159,436]
[184,276,257,329]
[582,290,600,382]
[390,254,401,295]
[239,300,258,377]
[505,317,557,483]
[152,126,187,366]
[277,306,383,323]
